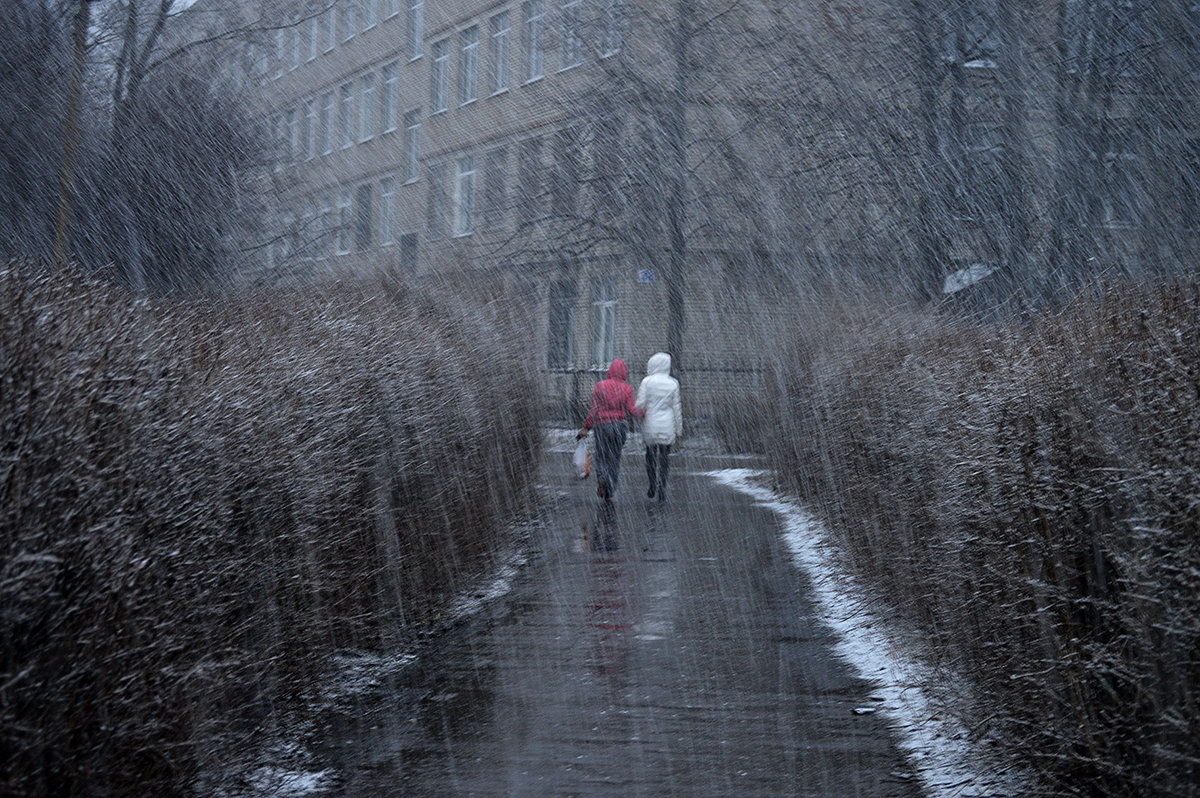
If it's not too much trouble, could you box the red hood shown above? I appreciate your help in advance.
[607,359,627,381]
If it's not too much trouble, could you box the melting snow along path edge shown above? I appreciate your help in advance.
[705,468,1029,798]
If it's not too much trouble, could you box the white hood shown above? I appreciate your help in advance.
[636,352,682,445]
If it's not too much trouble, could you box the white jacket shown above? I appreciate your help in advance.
[636,352,683,445]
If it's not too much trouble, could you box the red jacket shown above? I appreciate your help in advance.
[583,359,645,430]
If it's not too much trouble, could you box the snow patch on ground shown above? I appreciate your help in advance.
[219,529,536,796]
[707,468,1029,798]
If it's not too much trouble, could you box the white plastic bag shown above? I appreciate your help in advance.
[572,439,591,479]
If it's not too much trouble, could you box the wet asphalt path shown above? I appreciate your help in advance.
[317,445,922,797]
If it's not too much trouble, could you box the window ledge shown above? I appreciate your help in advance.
[459,98,478,108]
[490,87,509,97]
[522,75,545,86]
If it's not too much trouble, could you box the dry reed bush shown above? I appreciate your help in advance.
[0,263,540,796]
[750,286,1200,796]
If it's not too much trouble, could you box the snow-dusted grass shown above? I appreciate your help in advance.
[0,264,541,796]
[734,285,1200,796]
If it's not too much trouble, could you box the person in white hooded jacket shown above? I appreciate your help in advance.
[635,352,683,501]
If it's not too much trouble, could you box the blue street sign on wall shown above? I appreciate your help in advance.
[637,269,655,284]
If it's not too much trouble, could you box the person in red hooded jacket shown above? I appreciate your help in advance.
[577,358,644,501]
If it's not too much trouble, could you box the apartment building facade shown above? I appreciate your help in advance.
[242,0,795,421]
[227,0,1200,414]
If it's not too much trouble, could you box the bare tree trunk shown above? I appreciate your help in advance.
[52,0,92,270]
[910,0,949,301]
[665,0,690,377]
[997,0,1031,295]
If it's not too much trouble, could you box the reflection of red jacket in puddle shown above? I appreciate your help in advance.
[583,359,644,430]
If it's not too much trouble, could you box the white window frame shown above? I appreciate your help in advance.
[340,1,356,42]
[325,6,337,52]
[354,182,373,251]
[274,28,285,79]
[319,91,334,155]
[307,14,320,61]
[427,161,449,240]
[407,0,424,60]
[362,0,377,31]
[591,276,616,368]
[336,189,352,254]
[459,25,479,106]
[431,38,450,112]
[339,81,354,148]
[290,17,301,70]
[383,0,400,20]
[404,109,421,182]
[601,0,622,58]
[380,176,396,245]
[359,72,376,142]
[285,107,298,162]
[381,61,399,133]
[483,145,507,228]
[454,154,476,236]
[523,0,545,82]
[302,99,316,160]
[490,11,510,94]
[317,193,333,258]
[560,0,582,70]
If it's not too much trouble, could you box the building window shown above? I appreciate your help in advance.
[552,126,581,217]
[547,280,576,369]
[407,0,424,59]
[325,6,337,52]
[316,193,333,258]
[354,183,373,251]
[404,109,421,182]
[337,189,352,254]
[427,161,449,240]
[958,121,1004,221]
[459,25,479,105]
[483,146,507,228]
[340,0,356,41]
[383,0,399,19]
[1103,122,1139,227]
[454,155,476,236]
[302,99,315,160]
[285,107,298,162]
[523,0,545,82]
[490,11,510,93]
[601,0,622,57]
[561,0,582,69]
[290,17,301,69]
[1064,0,1139,76]
[319,91,334,155]
[517,136,543,226]
[362,0,377,30]
[274,28,285,79]
[399,232,418,272]
[339,82,353,148]
[307,14,319,61]
[380,177,396,245]
[359,72,376,141]
[381,61,398,132]
[431,38,449,112]
[590,276,616,368]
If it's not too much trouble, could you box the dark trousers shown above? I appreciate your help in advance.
[594,422,628,491]
[645,444,671,497]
